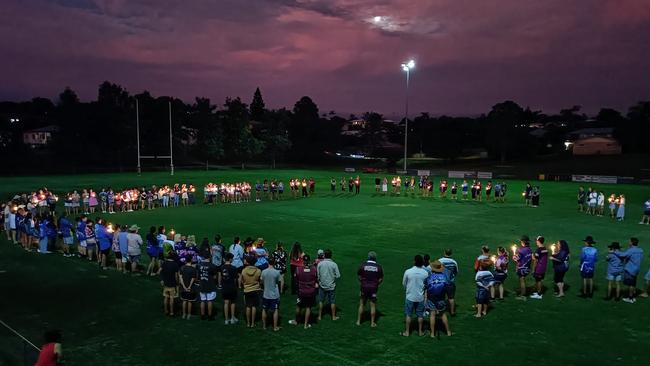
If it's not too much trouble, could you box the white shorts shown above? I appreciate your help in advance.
[121,257,128,263]
[79,240,87,248]
[63,237,73,245]
[200,292,217,301]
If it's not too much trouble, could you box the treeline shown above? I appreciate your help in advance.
[0,81,649,173]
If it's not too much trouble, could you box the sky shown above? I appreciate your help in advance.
[2,0,650,116]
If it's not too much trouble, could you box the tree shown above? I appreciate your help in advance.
[487,100,524,162]
[262,108,292,168]
[288,96,320,161]
[222,97,264,168]
[191,97,223,163]
[362,111,384,154]
[596,108,624,124]
[250,87,266,122]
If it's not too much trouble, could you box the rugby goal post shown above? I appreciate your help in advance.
[136,99,174,176]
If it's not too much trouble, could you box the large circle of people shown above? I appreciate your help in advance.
[2,178,650,337]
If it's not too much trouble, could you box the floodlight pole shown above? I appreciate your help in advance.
[403,67,410,171]
[136,99,141,175]
[169,100,174,176]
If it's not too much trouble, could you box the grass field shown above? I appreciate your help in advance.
[1,169,649,366]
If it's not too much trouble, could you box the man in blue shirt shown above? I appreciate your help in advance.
[76,215,87,258]
[605,242,623,301]
[58,214,74,257]
[438,249,458,315]
[579,236,598,298]
[401,255,429,337]
[616,237,644,303]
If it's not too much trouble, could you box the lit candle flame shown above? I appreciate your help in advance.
[511,245,517,255]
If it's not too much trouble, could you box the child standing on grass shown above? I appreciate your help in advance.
[550,240,570,298]
[493,247,509,300]
[160,252,180,317]
[579,236,598,298]
[180,256,197,319]
[475,260,495,317]
[530,236,548,300]
[605,242,623,301]
[514,236,532,300]
[241,255,262,328]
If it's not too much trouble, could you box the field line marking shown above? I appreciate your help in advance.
[268,331,361,366]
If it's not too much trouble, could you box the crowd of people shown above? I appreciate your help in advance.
[577,186,631,221]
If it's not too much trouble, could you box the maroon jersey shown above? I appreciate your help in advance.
[296,265,318,297]
[357,260,384,292]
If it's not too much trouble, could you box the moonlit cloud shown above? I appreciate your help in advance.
[1,0,649,116]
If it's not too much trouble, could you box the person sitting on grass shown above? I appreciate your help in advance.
[261,257,284,331]
[240,255,262,328]
[605,242,623,301]
[356,251,384,327]
[616,237,644,303]
[180,255,197,319]
[221,253,240,325]
[160,252,180,317]
[317,249,341,321]
[514,236,532,300]
[426,260,452,338]
[475,260,495,317]
[34,329,63,366]
[400,254,428,337]
[530,236,548,300]
[289,254,318,329]
[579,236,598,298]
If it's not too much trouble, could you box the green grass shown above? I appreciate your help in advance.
[1,169,650,366]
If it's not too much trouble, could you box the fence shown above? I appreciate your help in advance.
[0,320,40,366]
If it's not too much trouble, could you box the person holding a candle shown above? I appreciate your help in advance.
[550,240,570,297]
[616,194,626,221]
[597,191,605,216]
[604,242,623,301]
[579,236,598,298]
[530,236,549,299]
[514,235,533,300]
[492,247,509,300]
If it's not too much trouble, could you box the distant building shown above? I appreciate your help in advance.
[567,127,614,140]
[572,136,622,156]
[22,125,58,146]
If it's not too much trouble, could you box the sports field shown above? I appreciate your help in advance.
[1,169,649,366]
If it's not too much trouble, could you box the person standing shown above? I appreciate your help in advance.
[58,214,74,257]
[221,253,240,325]
[289,254,318,329]
[179,256,197,319]
[425,260,452,337]
[639,198,650,224]
[210,235,225,287]
[229,237,245,272]
[616,237,644,303]
[96,219,113,270]
[616,194,626,221]
[126,225,143,274]
[475,260,495,317]
[240,255,262,328]
[289,242,304,294]
[438,249,459,315]
[400,255,429,337]
[261,258,284,331]
[317,249,341,321]
[550,240,570,297]
[579,236,598,298]
[356,251,384,327]
[159,252,180,316]
[530,236,548,299]
[577,186,586,212]
[197,251,218,320]
[605,242,623,301]
[493,247,509,300]
[514,235,533,300]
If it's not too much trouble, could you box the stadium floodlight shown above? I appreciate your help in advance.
[400,59,415,171]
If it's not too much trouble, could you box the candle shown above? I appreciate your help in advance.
[511,245,517,255]
[551,244,557,255]
[170,229,175,236]
[490,255,496,263]
[107,224,114,233]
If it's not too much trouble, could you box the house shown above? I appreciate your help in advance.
[567,127,614,141]
[572,136,622,156]
[22,125,59,146]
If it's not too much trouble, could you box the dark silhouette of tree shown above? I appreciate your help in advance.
[250,87,265,122]
[222,97,264,168]
[487,100,524,162]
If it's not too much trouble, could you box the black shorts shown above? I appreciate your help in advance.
[222,288,237,301]
[553,271,567,283]
[360,287,378,302]
[180,291,197,302]
[623,272,637,287]
[446,283,456,299]
[114,252,122,259]
[100,248,111,256]
[244,291,260,307]
[534,273,545,281]
[298,295,316,308]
